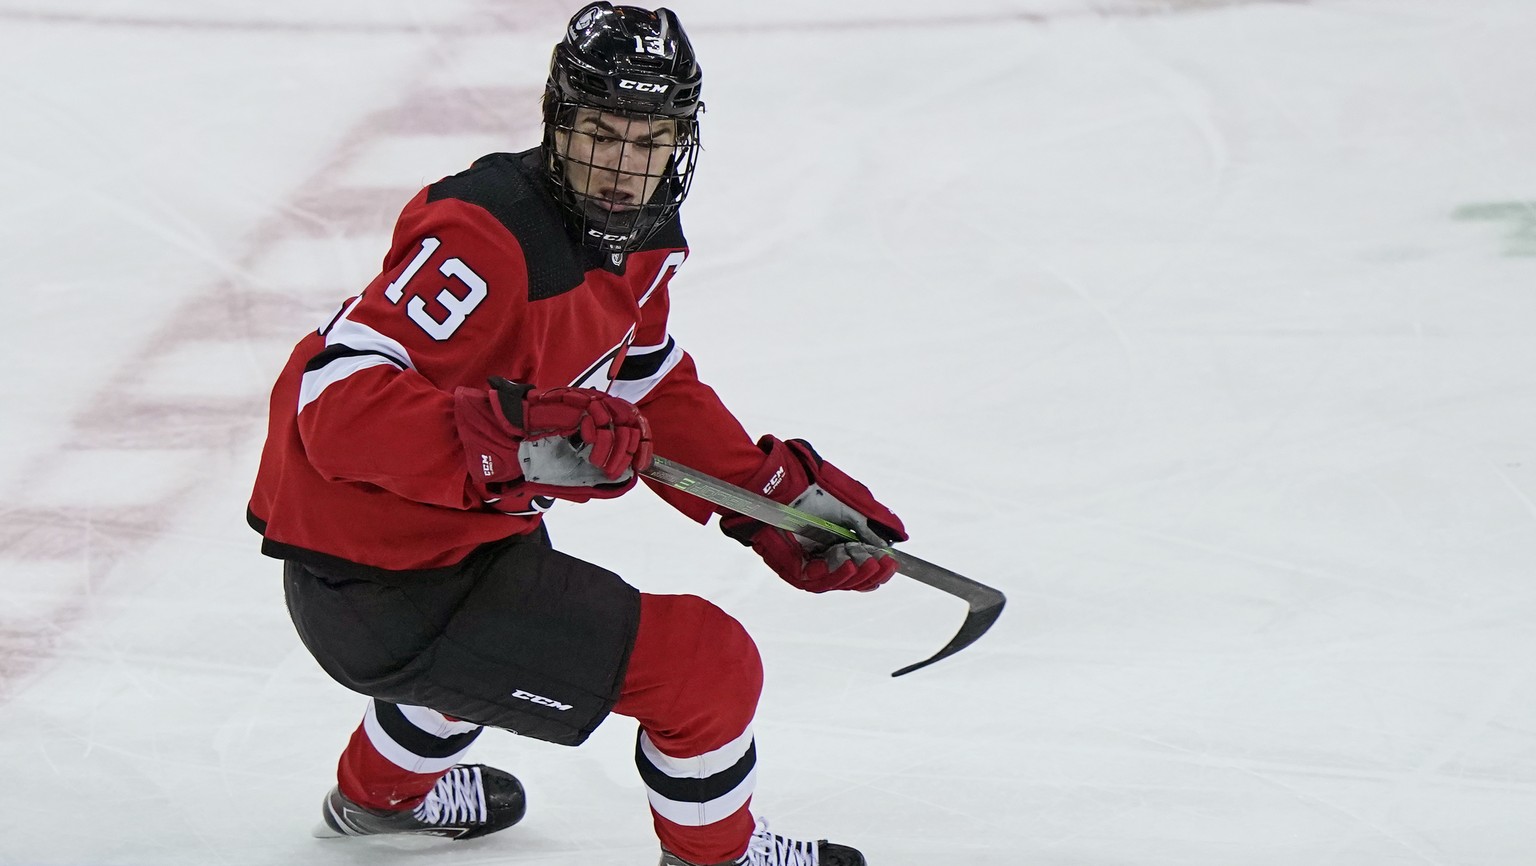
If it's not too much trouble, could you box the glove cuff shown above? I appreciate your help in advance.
[717,435,813,545]
[719,512,760,546]
[745,435,814,501]
[453,385,528,495]
[487,376,533,429]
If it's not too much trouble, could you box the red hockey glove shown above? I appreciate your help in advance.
[720,436,908,593]
[454,377,653,503]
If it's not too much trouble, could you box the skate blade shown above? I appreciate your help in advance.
[312,821,345,839]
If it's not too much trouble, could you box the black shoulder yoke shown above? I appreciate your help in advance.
[638,209,687,253]
[426,150,585,301]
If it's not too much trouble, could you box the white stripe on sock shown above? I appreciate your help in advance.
[362,701,477,774]
[638,727,754,779]
[638,728,757,828]
[397,703,483,738]
[645,765,758,828]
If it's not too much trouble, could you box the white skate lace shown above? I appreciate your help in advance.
[413,765,487,826]
[740,819,819,866]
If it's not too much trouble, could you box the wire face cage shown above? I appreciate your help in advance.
[545,102,701,254]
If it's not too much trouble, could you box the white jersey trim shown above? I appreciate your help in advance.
[608,341,684,405]
[638,249,686,309]
[297,354,401,413]
[325,305,415,370]
[297,301,417,414]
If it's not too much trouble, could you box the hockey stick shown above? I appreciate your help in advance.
[641,456,1005,677]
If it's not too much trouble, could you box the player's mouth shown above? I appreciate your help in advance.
[589,193,638,213]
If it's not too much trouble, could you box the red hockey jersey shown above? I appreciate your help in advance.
[248,150,765,578]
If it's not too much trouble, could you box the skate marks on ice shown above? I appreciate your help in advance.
[0,8,548,702]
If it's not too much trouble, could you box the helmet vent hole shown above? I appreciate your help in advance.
[569,70,609,97]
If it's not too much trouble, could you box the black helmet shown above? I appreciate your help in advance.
[543,3,702,254]
[549,3,701,118]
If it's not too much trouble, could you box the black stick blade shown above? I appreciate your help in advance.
[891,594,1005,677]
[885,549,1006,676]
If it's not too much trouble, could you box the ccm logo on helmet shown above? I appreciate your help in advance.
[619,79,670,93]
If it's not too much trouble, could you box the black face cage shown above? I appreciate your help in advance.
[544,102,701,255]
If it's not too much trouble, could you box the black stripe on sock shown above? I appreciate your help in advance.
[373,700,483,760]
[635,734,756,805]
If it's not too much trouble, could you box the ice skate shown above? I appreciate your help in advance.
[314,763,526,840]
[659,818,866,866]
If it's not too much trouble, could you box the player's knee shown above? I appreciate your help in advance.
[696,597,763,698]
[668,595,763,728]
[629,593,764,741]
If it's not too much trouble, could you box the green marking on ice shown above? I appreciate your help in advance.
[1453,201,1536,257]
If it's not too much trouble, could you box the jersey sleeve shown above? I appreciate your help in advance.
[612,270,767,523]
[292,191,531,509]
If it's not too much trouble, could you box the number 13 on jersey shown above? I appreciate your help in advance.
[384,237,487,341]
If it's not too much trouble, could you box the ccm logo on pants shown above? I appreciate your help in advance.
[513,689,573,712]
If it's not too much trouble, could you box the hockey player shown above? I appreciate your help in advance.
[247,4,905,865]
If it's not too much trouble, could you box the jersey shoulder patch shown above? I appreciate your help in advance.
[426,152,584,302]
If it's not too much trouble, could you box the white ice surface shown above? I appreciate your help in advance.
[2,1,1535,864]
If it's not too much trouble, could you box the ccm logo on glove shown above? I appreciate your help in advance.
[762,466,786,496]
[454,377,652,504]
[722,436,907,593]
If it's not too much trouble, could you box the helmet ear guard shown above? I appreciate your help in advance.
[542,3,703,254]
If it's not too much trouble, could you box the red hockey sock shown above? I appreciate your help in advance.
[336,700,483,812]
[614,593,764,864]
[654,802,756,864]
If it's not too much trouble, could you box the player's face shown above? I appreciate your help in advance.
[556,109,678,212]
